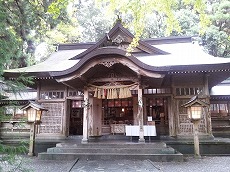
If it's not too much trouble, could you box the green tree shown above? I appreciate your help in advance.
[47,0,212,54]
[0,3,23,73]
[202,0,230,57]
[142,12,167,38]
[0,1,68,169]
[0,0,73,68]
[74,0,113,42]
[172,9,200,36]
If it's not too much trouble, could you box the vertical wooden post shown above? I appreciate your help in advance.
[63,86,68,136]
[170,75,177,136]
[133,97,138,125]
[28,122,36,156]
[37,80,41,101]
[88,98,93,136]
[82,87,89,143]
[143,97,147,125]
[204,74,212,136]
[193,120,201,158]
[138,87,145,142]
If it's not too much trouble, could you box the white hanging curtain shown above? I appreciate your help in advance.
[91,83,136,99]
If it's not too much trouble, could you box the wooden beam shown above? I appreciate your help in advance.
[61,81,78,90]
[56,57,164,83]
[89,76,138,83]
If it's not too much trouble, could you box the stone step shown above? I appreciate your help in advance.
[38,141,183,161]
[46,147,176,154]
[38,152,183,162]
[55,142,167,148]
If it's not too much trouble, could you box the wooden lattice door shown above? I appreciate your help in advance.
[69,107,83,135]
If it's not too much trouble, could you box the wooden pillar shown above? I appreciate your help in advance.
[88,98,93,136]
[138,87,145,142]
[204,74,212,136]
[193,120,201,158]
[168,96,175,136]
[91,98,102,136]
[28,122,36,156]
[133,97,138,125]
[143,97,147,125]
[82,87,89,143]
[170,75,177,136]
[63,86,68,136]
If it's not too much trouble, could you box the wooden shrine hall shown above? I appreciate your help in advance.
[3,21,230,143]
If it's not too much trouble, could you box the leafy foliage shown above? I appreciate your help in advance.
[0,103,29,171]
[0,3,22,74]
[1,0,224,60]
[0,0,74,69]
[0,141,29,172]
[202,0,230,57]
[96,0,181,53]
[173,9,200,36]
[75,0,114,42]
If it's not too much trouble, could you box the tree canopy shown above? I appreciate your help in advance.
[202,0,230,57]
[45,0,230,57]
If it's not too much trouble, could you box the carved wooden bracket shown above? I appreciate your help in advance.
[99,60,118,68]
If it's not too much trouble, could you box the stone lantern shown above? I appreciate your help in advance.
[21,101,47,156]
[182,96,209,158]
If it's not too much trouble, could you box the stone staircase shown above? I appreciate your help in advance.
[38,140,183,162]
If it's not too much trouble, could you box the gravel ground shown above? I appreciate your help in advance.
[1,156,229,172]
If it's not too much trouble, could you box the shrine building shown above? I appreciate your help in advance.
[3,21,230,142]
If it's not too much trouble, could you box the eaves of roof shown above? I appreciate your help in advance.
[2,91,37,101]
[3,49,84,78]
[168,63,230,74]
[50,47,170,78]
[57,42,95,50]
[143,36,192,45]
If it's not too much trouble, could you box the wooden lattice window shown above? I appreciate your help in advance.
[68,90,84,97]
[144,88,171,95]
[39,102,63,134]
[210,104,219,113]
[3,106,25,119]
[40,91,64,100]
[219,104,228,114]
[211,103,228,116]
[178,99,189,114]
[175,87,202,96]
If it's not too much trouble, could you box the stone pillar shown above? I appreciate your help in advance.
[82,87,89,143]
[138,87,145,142]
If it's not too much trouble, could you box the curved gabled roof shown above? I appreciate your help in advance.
[3,21,230,83]
[50,47,169,78]
[3,49,84,78]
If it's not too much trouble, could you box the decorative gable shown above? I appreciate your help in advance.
[100,34,129,48]
[71,20,168,60]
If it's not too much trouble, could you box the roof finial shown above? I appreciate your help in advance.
[106,33,111,41]
[116,12,122,23]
